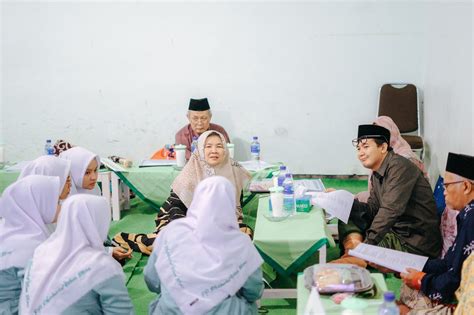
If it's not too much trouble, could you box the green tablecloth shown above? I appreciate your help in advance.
[113,166,182,210]
[114,165,278,210]
[0,171,20,195]
[297,273,388,314]
[253,196,336,276]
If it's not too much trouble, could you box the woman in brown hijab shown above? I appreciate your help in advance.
[114,131,252,255]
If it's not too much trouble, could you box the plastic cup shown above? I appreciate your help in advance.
[174,144,186,167]
[269,186,284,217]
[227,143,235,159]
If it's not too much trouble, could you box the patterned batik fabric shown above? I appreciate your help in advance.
[454,253,474,314]
[53,139,73,156]
[113,191,253,255]
[400,283,455,315]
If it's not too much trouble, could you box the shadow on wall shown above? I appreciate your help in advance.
[231,138,251,161]
[425,141,441,188]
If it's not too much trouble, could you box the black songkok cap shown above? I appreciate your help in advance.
[446,152,474,180]
[188,98,210,111]
[356,124,391,144]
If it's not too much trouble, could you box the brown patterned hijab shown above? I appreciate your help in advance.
[171,130,251,216]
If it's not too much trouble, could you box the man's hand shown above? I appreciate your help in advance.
[400,268,425,290]
[112,247,133,261]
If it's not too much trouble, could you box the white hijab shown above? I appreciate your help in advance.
[19,194,124,315]
[59,147,101,195]
[154,176,263,315]
[0,175,60,270]
[19,155,71,194]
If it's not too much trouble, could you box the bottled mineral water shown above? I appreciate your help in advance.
[378,291,399,315]
[282,173,295,215]
[191,136,198,153]
[277,165,287,186]
[250,136,260,161]
[44,139,54,155]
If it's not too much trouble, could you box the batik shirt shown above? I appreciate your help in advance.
[421,200,474,303]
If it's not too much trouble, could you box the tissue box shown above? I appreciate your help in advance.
[296,195,312,212]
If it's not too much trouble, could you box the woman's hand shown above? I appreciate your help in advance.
[112,247,133,261]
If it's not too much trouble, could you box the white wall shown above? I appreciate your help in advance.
[422,2,473,183]
[1,1,472,175]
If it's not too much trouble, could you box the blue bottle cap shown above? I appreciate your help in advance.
[279,165,286,170]
[383,291,395,302]
[253,136,258,140]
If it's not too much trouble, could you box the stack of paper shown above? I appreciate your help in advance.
[348,243,428,273]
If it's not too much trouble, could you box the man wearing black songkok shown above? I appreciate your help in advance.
[334,124,442,267]
[398,152,474,312]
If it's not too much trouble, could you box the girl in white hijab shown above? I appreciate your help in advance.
[59,147,133,262]
[0,175,61,315]
[19,155,72,200]
[59,146,101,196]
[144,176,264,315]
[19,195,134,315]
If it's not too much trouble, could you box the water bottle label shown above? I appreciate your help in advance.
[251,145,260,154]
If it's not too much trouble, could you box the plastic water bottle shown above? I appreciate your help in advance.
[277,165,287,186]
[44,139,54,155]
[378,292,399,315]
[191,136,198,153]
[250,136,260,161]
[282,173,295,215]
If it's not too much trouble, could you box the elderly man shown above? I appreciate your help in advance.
[175,98,230,159]
[334,124,441,266]
[398,153,474,314]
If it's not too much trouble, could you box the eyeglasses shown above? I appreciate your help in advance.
[352,135,388,147]
[442,180,465,189]
[190,116,210,123]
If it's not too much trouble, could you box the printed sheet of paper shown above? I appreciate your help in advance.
[348,243,428,273]
[310,190,354,224]
[239,160,274,172]
[3,161,31,172]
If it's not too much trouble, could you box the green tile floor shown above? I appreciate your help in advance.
[109,178,402,315]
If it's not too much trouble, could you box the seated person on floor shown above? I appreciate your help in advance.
[355,116,428,203]
[399,153,474,315]
[114,130,252,255]
[175,98,230,159]
[454,252,474,314]
[19,155,72,201]
[60,146,133,262]
[144,176,264,315]
[19,195,134,315]
[333,124,441,267]
[0,175,62,315]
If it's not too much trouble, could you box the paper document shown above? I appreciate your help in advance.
[3,161,31,172]
[239,160,274,172]
[139,159,176,168]
[304,287,326,315]
[101,158,127,172]
[348,243,428,273]
[310,190,354,224]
